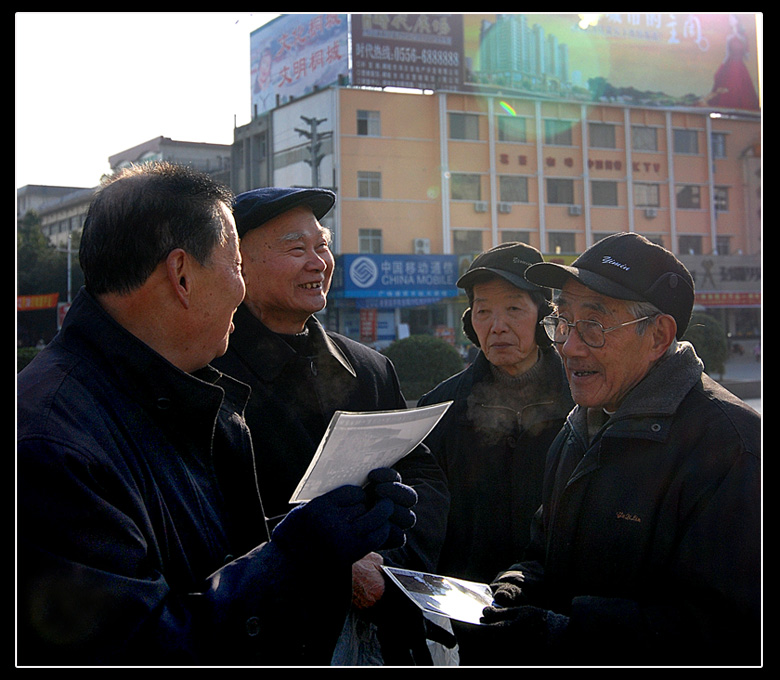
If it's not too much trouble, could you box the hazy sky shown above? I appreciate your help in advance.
[15,12,280,190]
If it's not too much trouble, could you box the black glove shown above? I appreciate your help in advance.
[489,569,529,608]
[481,604,569,647]
[364,468,417,550]
[271,484,394,567]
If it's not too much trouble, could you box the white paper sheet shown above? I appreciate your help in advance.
[382,566,493,626]
[289,401,452,503]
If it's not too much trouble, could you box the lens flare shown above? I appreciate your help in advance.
[499,101,516,116]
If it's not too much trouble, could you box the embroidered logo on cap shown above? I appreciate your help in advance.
[601,256,630,271]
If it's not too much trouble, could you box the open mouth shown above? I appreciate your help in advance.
[299,282,323,290]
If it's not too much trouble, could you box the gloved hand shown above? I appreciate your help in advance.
[271,484,394,567]
[480,604,569,649]
[364,467,417,550]
[489,569,529,608]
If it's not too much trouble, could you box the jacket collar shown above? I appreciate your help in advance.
[567,341,704,441]
[228,303,356,382]
[58,288,251,423]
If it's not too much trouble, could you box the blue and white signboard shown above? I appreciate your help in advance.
[333,254,460,307]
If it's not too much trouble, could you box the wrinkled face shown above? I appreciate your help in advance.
[240,206,334,334]
[190,204,245,365]
[471,277,540,376]
[554,279,660,412]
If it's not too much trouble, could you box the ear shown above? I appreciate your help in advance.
[165,248,192,309]
[650,314,677,359]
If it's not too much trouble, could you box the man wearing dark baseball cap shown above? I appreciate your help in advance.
[212,187,450,666]
[474,233,760,666]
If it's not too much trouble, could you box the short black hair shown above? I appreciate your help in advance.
[80,162,234,296]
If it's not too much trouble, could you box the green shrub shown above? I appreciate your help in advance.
[383,335,464,401]
[682,312,728,378]
[17,347,41,373]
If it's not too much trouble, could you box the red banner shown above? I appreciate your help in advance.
[695,291,760,307]
[17,293,60,311]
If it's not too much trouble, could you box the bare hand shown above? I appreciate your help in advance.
[351,552,386,609]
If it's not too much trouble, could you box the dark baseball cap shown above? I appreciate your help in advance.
[524,232,695,338]
[458,242,551,299]
[233,187,336,237]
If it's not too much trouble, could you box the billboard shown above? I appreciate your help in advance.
[351,14,464,91]
[462,13,760,112]
[250,13,348,116]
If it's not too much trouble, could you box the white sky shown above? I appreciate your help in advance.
[15,12,281,190]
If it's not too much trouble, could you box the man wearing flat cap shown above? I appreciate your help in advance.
[212,187,450,665]
[474,233,760,666]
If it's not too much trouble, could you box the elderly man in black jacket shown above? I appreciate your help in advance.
[477,233,761,666]
[17,164,415,666]
[211,187,451,665]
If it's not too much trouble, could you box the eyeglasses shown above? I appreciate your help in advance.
[540,314,656,349]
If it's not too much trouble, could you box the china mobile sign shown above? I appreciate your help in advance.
[336,254,459,300]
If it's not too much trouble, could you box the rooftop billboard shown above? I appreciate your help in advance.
[250,13,348,116]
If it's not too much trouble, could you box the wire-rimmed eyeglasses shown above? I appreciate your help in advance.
[540,314,657,349]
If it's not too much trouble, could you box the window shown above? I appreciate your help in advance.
[633,183,661,207]
[678,235,702,255]
[548,232,576,254]
[357,110,381,136]
[711,132,727,159]
[449,113,480,140]
[591,181,618,206]
[673,129,699,154]
[544,119,573,145]
[499,175,529,203]
[500,231,531,244]
[632,126,658,152]
[358,228,382,254]
[453,229,483,255]
[546,178,574,204]
[716,235,731,255]
[676,184,701,209]
[498,116,527,143]
[589,123,616,149]
[714,186,729,212]
[357,171,382,198]
[451,173,482,201]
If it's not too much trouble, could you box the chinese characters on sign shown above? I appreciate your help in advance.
[352,14,464,91]
[250,13,348,115]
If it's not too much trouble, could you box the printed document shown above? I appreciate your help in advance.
[382,566,493,625]
[289,401,452,503]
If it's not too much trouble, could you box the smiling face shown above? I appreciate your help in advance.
[470,277,541,377]
[554,279,669,412]
[240,205,334,334]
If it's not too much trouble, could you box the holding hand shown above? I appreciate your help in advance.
[364,467,417,550]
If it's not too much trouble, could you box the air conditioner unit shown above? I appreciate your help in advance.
[498,202,512,214]
[474,201,488,213]
[413,237,431,254]
[568,205,582,216]
[644,208,658,218]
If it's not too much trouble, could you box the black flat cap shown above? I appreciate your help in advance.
[233,187,336,237]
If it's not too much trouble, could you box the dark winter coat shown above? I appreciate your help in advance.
[211,303,450,573]
[17,289,352,666]
[510,342,761,666]
[417,347,572,584]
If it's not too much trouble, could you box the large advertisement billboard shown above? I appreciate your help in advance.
[250,13,348,116]
[462,13,760,112]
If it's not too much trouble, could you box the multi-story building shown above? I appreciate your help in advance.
[232,84,760,346]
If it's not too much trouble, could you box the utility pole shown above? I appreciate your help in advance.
[294,115,329,187]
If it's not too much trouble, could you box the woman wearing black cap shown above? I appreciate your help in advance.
[417,242,572,664]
